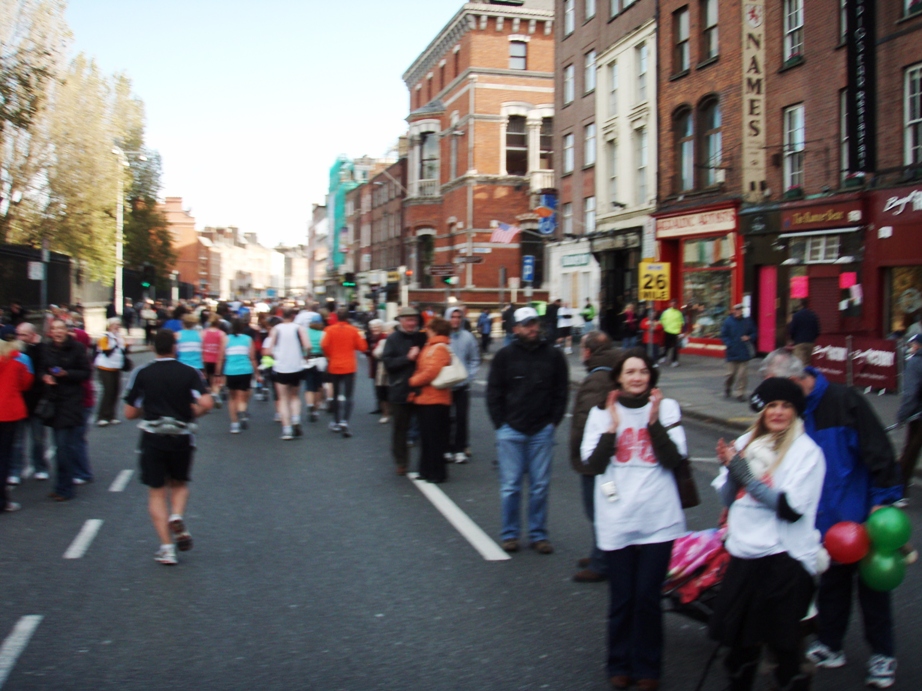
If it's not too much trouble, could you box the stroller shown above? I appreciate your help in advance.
[662,526,730,624]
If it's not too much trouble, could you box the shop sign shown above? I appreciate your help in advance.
[811,336,897,390]
[741,0,767,202]
[639,262,670,301]
[880,188,922,218]
[387,271,401,283]
[590,231,641,252]
[656,209,736,239]
[561,253,591,268]
[846,0,876,171]
[781,202,863,231]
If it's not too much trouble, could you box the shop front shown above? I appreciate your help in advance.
[546,239,601,323]
[588,228,642,339]
[654,204,741,356]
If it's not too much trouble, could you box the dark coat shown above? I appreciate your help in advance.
[720,315,756,362]
[381,327,427,404]
[21,341,45,413]
[41,336,91,428]
[569,348,620,473]
[789,308,820,344]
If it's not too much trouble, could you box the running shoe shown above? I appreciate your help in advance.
[239,414,248,431]
[805,641,846,668]
[230,422,241,434]
[96,419,109,427]
[328,421,341,433]
[34,472,49,481]
[866,654,896,689]
[169,517,193,552]
[155,545,178,565]
[7,476,20,486]
[454,452,469,464]
[293,423,302,437]
[281,426,294,440]
[341,423,352,438]
[309,411,319,422]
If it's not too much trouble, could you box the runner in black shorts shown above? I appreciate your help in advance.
[123,329,213,565]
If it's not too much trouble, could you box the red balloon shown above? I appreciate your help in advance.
[824,521,871,564]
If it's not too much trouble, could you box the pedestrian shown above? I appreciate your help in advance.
[476,308,492,355]
[408,316,453,483]
[163,305,186,333]
[176,313,204,372]
[445,307,480,463]
[711,377,825,691]
[68,316,96,484]
[141,301,158,346]
[579,348,687,690]
[557,301,575,353]
[788,299,820,366]
[263,307,310,440]
[123,329,214,565]
[720,303,756,402]
[486,306,569,554]
[620,302,639,348]
[303,314,326,422]
[371,321,395,424]
[321,306,367,438]
[9,323,47,483]
[382,306,427,475]
[366,319,386,415]
[0,333,33,512]
[94,317,127,426]
[218,318,260,434]
[761,349,902,689]
[658,299,684,367]
[42,319,91,502]
[201,314,227,407]
[580,298,596,332]
[639,310,664,362]
[8,301,27,327]
[545,298,561,344]
[501,303,516,346]
[896,334,922,501]
[568,330,619,583]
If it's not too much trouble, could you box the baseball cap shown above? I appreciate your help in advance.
[514,307,539,325]
[397,306,419,318]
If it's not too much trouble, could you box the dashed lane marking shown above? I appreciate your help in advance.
[407,473,511,562]
[0,615,42,689]
[63,519,104,559]
[108,469,134,492]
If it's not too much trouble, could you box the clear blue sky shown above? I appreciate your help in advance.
[65,0,464,247]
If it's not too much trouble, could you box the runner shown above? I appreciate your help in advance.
[321,307,367,438]
[263,307,310,440]
[201,314,227,407]
[217,318,260,434]
[123,329,213,565]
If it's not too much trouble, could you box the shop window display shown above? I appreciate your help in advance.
[889,266,922,335]
[681,234,734,339]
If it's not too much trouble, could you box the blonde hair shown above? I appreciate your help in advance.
[743,408,803,476]
[0,338,23,358]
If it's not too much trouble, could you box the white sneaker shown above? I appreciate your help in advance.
[33,472,49,481]
[379,416,389,424]
[328,421,341,433]
[96,419,109,427]
[273,412,282,423]
[230,422,241,434]
[6,476,20,486]
[671,361,679,368]
[281,426,294,440]
[154,545,177,565]
[564,347,572,354]
[805,641,847,668]
[866,654,896,689]
[73,478,87,485]
[454,452,469,464]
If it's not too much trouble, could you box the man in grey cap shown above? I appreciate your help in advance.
[445,306,480,463]
[382,306,427,475]
[720,303,756,401]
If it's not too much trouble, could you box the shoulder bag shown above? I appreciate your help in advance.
[431,343,468,390]
[662,419,700,509]
[121,344,134,372]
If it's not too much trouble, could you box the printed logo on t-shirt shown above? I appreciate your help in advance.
[615,428,656,464]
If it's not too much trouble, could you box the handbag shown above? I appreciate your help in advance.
[34,397,55,425]
[672,456,700,509]
[121,346,134,372]
[431,344,468,390]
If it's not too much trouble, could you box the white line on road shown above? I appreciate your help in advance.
[689,456,718,464]
[407,473,511,562]
[63,519,104,559]
[0,615,42,689]
[108,469,134,492]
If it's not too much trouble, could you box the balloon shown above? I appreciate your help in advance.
[824,521,870,564]
[859,550,906,592]
[866,507,913,553]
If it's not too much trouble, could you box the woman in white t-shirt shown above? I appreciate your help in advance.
[556,302,575,353]
[580,348,687,691]
[710,377,826,691]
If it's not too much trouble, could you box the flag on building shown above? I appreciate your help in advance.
[490,222,521,244]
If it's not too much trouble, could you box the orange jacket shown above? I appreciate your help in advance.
[408,335,452,406]
[321,322,368,374]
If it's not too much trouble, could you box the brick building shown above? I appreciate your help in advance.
[401,0,555,308]
[160,196,212,295]
[367,158,407,305]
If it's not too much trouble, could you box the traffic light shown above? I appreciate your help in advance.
[342,272,356,287]
[442,276,458,285]
[141,263,154,288]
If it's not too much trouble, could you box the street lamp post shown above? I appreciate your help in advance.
[111,147,146,315]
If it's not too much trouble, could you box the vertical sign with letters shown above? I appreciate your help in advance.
[741,1,767,202]
[846,0,876,172]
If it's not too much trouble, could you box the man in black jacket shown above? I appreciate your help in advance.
[487,307,569,554]
[382,306,427,475]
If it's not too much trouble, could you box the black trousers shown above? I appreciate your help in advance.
[417,404,450,482]
[449,385,470,454]
[96,368,122,422]
[816,561,894,657]
[662,332,680,364]
[330,373,355,424]
[390,402,414,470]
[0,421,17,510]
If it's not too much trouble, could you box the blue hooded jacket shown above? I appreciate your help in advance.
[802,368,902,535]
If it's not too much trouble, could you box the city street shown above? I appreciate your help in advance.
[1,352,920,690]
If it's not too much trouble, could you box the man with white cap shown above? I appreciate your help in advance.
[382,306,427,475]
[720,303,756,402]
[445,307,480,463]
[487,306,569,554]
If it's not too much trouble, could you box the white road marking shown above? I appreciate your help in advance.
[63,519,104,559]
[0,615,42,688]
[108,469,134,492]
[689,456,718,464]
[407,473,511,562]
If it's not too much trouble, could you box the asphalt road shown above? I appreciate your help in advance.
[1,352,919,690]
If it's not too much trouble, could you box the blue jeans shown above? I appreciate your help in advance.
[53,426,81,498]
[10,415,47,477]
[72,407,93,482]
[496,423,555,542]
[604,541,675,680]
[581,474,608,574]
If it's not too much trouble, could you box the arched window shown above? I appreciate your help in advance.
[699,99,722,187]
[674,108,694,192]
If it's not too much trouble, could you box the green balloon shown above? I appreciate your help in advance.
[859,550,906,592]
[866,507,913,552]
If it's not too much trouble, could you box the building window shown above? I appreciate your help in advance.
[783,104,805,190]
[563,64,575,104]
[636,43,648,103]
[610,0,619,18]
[789,235,842,264]
[702,0,718,60]
[561,202,573,234]
[674,8,690,73]
[584,123,596,166]
[540,117,554,169]
[608,61,618,116]
[839,0,847,44]
[563,132,575,173]
[784,0,804,61]
[450,130,458,180]
[506,115,528,176]
[907,63,922,165]
[586,0,596,20]
[840,89,849,179]
[454,50,460,77]
[510,41,527,70]
[675,108,694,191]
[907,0,922,17]
[608,140,618,201]
[584,196,596,233]
[700,99,722,186]
[635,127,648,204]
[420,132,439,181]
[585,50,597,93]
[427,76,432,102]
[564,0,575,35]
